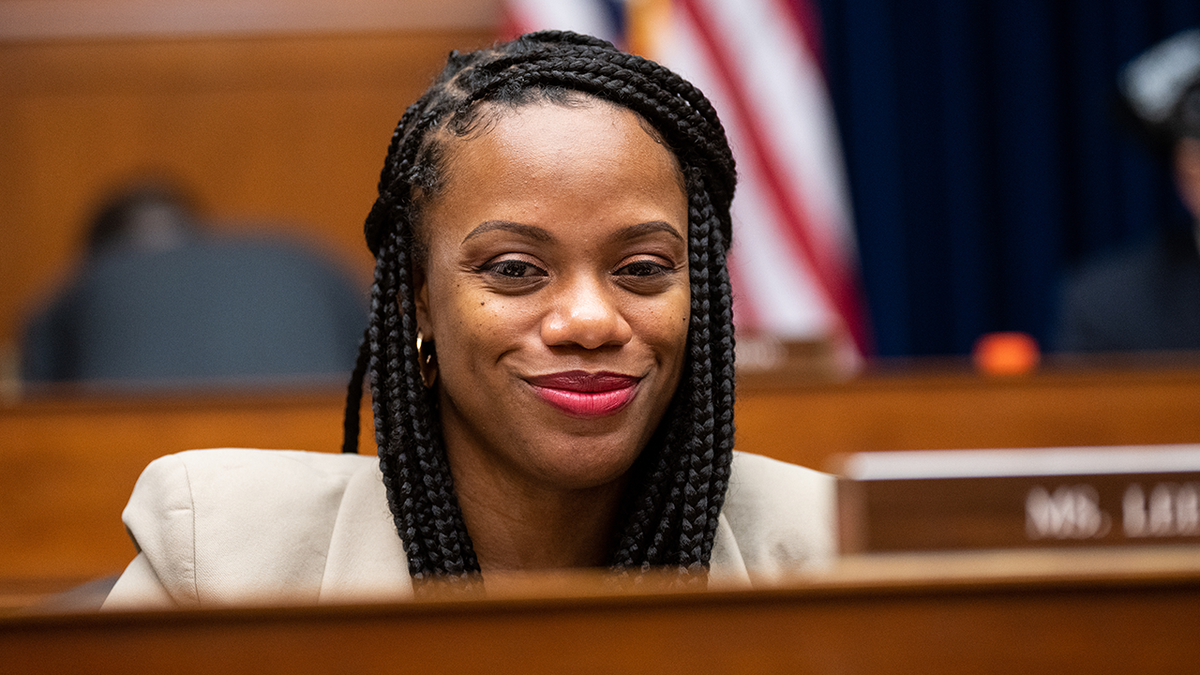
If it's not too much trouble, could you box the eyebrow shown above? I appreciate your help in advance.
[619,220,685,243]
[462,220,552,243]
[462,219,684,244]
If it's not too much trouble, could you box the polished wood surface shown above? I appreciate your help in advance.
[5,547,1200,674]
[5,362,1200,605]
[737,359,1200,470]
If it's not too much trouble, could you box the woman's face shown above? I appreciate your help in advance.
[414,99,690,495]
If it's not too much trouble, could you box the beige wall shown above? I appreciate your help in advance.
[0,2,498,361]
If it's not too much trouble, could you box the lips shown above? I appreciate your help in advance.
[525,370,641,419]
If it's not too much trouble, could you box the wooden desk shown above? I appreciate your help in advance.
[4,547,1199,674]
[0,385,373,594]
[6,362,1200,607]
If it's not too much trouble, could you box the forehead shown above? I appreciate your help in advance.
[413,98,689,253]
[438,97,685,193]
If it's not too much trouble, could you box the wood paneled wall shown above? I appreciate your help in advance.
[0,28,493,352]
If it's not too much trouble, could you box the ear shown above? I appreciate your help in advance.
[1174,138,1200,222]
[412,258,433,340]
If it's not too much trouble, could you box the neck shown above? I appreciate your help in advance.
[448,455,627,572]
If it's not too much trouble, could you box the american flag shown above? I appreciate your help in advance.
[502,0,868,361]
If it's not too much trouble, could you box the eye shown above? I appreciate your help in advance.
[484,259,548,278]
[614,258,678,294]
[616,260,670,277]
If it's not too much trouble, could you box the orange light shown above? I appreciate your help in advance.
[972,332,1040,376]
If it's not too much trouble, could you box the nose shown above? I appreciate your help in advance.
[541,274,633,350]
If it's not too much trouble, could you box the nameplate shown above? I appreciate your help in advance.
[835,445,1200,553]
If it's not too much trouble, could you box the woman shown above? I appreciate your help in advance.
[102,31,834,610]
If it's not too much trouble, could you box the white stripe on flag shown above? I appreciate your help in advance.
[698,0,856,262]
[659,0,861,345]
[663,16,835,336]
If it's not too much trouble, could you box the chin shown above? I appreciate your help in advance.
[529,439,643,492]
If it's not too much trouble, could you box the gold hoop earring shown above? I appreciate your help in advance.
[416,330,437,388]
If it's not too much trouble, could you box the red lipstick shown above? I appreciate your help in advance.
[526,371,640,419]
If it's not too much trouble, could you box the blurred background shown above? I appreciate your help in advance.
[2,0,1200,384]
[817,1,1200,357]
[0,0,498,388]
[7,0,1200,611]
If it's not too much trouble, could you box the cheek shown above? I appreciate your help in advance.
[432,284,536,375]
[639,290,690,412]
[440,289,494,348]
[631,287,691,355]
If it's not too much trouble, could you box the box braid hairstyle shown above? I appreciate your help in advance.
[341,30,738,587]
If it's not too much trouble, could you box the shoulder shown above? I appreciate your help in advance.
[1062,234,1200,301]
[119,449,379,607]
[131,446,373,488]
[715,452,837,583]
[1056,234,1200,351]
[1062,242,1156,307]
[125,449,375,530]
[724,451,837,541]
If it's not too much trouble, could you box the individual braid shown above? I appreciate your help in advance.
[342,30,738,583]
[339,327,369,455]
[370,232,479,583]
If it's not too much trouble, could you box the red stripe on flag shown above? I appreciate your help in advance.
[777,0,825,73]
[678,0,869,352]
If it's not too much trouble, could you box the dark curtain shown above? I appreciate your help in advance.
[814,0,1200,356]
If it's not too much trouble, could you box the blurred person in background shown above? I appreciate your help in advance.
[21,176,366,385]
[1055,28,1200,353]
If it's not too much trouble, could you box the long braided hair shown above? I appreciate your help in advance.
[341,30,738,584]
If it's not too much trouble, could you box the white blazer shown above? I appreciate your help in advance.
[102,449,835,610]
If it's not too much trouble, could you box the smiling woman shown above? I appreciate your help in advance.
[417,100,692,571]
[100,31,836,609]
